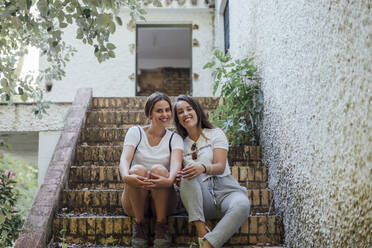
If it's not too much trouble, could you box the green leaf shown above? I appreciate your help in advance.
[138,8,147,15]
[18,87,24,95]
[1,78,8,88]
[115,16,122,26]
[0,214,5,225]
[203,61,215,69]
[96,14,107,27]
[109,21,116,33]
[76,29,83,39]
[59,22,68,28]
[108,50,115,58]
[21,94,28,102]
[106,43,116,50]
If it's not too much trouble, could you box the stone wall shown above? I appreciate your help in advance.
[216,0,372,247]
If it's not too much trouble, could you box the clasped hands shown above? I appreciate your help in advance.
[125,171,172,189]
[175,163,205,186]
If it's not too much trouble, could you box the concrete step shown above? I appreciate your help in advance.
[75,145,262,163]
[61,189,274,215]
[68,166,268,190]
[91,97,221,110]
[52,215,283,246]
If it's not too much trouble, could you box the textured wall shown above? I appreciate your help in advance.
[223,0,372,247]
[0,103,70,132]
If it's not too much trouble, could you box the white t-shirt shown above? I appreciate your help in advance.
[183,128,231,179]
[123,126,184,171]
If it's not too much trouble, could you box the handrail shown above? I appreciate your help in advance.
[14,88,92,248]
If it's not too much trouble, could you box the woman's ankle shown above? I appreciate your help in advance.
[194,221,209,238]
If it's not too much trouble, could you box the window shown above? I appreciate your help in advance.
[223,0,230,54]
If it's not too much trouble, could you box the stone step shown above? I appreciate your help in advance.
[73,160,264,168]
[91,97,221,110]
[52,215,283,246]
[85,110,214,127]
[61,189,274,215]
[75,145,262,163]
[80,127,174,144]
[49,243,284,248]
[68,166,268,190]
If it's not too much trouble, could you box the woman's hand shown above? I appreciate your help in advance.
[182,164,204,180]
[146,172,172,188]
[124,174,153,189]
[174,170,183,187]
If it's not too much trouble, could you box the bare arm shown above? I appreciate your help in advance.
[168,149,183,182]
[119,145,135,179]
[208,148,228,175]
[119,145,152,188]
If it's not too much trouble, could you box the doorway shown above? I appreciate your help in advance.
[136,25,192,96]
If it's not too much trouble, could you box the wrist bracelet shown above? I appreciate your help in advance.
[206,164,212,175]
[201,164,207,173]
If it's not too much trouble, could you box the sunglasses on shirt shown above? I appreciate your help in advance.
[191,143,197,160]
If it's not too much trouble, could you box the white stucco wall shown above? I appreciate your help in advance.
[37,131,61,187]
[218,0,372,247]
[0,103,70,132]
[40,3,215,102]
[0,103,70,187]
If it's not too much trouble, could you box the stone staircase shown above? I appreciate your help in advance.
[49,97,284,248]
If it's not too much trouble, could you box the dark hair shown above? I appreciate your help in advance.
[173,95,214,138]
[144,92,172,118]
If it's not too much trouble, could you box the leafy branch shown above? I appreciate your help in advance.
[0,0,162,116]
[204,50,263,145]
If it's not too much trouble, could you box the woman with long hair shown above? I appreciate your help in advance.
[119,92,183,248]
[174,95,250,248]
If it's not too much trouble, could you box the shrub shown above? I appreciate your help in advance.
[0,169,23,247]
[203,50,263,145]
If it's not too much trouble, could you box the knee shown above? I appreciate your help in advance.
[150,164,169,177]
[232,198,250,217]
[180,177,199,194]
[129,164,148,177]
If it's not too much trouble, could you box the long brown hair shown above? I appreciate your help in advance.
[173,95,214,139]
[144,92,172,118]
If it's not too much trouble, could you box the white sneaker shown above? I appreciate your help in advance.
[198,237,206,248]
[198,226,211,248]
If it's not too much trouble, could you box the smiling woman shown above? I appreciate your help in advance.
[173,95,250,248]
[118,92,184,248]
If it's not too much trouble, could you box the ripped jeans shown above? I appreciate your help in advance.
[180,174,250,248]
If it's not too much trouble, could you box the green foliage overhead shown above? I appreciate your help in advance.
[0,0,162,116]
[204,50,263,145]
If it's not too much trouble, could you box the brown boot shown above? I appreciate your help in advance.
[153,222,171,248]
[132,221,149,248]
